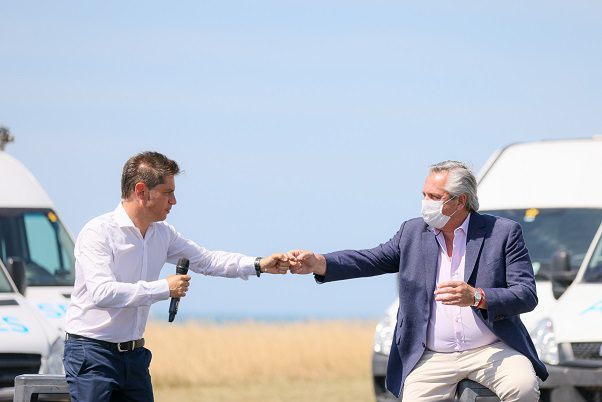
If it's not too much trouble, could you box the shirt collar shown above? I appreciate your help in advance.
[433,212,471,236]
[114,202,136,228]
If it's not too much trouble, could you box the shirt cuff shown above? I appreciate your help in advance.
[238,256,257,279]
[150,279,171,302]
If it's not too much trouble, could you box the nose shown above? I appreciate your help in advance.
[170,194,177,205]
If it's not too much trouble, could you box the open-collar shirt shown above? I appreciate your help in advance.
[426,213,498,352]
[65,203,255,342]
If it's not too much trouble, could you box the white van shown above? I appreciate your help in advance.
[372,137,602,402]
[0,134,75,331]
[0,259,64,401]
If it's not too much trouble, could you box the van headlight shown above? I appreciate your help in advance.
[530,318,559,365]
[41,338,65,374]
[373,313,395,356]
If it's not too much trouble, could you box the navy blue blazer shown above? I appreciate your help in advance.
[320,212,548,398]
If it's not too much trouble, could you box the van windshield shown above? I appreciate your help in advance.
[482,208,602,280]
[583,227,602,283]
[0,208,75,286]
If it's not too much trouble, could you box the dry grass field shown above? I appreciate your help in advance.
[145,320,378,402]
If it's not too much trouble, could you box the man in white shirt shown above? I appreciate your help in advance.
[63,151,290,402]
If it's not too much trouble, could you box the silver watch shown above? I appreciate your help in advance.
[472,288,482,307]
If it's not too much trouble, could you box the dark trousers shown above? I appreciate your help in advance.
[63,337,154,402]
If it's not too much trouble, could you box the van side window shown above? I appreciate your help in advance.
[583,233,602,283]
[0,264,11,292]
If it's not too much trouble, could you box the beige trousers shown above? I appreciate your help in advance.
[401,341,540,402]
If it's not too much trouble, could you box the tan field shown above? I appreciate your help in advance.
[145,320,378,402]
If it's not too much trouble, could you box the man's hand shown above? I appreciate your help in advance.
[167,274,191,298]
[434,280,477,307]
[260,253,290,274]
[287,250,327,275]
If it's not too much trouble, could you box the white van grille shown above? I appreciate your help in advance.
[571,342,602,361]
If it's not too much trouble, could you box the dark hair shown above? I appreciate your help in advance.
[121,151,180,199]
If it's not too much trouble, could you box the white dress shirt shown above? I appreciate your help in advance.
[426,213,498,352]
[65,203,256,342]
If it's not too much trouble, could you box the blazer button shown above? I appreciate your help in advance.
[421,342,426,348]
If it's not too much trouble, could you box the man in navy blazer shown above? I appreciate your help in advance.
[289,161,547,402]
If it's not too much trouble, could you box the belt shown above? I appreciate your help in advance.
[65,333,145,352]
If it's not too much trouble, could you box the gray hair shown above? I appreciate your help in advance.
[429,160,479,212]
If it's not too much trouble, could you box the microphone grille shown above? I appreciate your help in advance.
[177,257,190,269]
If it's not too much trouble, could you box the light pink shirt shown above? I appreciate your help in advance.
[426,213,498,352]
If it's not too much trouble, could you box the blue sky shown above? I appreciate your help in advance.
[2,1,602,320]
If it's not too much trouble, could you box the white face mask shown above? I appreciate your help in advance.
[421,196,457,229]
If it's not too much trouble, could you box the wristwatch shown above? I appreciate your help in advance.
[254,257,262,277]
[472,288,482,307]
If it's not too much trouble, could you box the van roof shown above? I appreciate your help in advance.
[478,137,602,210]
[0,151,55,208]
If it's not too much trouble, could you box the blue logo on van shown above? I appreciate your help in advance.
[0,316,29,333]
[580,300,602,316]
[37,303,68,319]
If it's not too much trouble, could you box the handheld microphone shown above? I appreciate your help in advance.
[168,257,189,323]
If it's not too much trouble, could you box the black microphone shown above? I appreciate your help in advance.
[168,257,189,323]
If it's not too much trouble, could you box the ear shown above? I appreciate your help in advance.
[458,193,468,210]
[134,182,148,201]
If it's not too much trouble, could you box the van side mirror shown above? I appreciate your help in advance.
[7,257,27,295]
[550,250,576,300]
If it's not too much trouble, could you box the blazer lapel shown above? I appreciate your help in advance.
[464,213,487,283]
[422,228,439,306]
